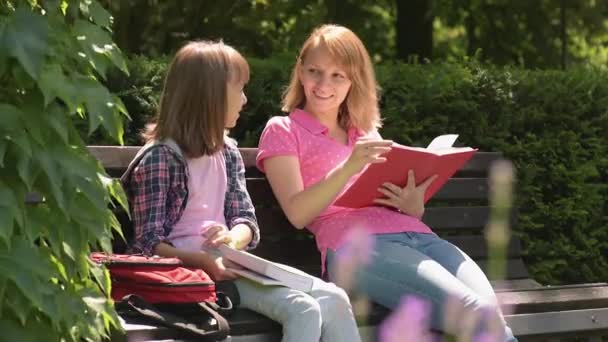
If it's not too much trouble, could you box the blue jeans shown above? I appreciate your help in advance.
[326,232,517,342]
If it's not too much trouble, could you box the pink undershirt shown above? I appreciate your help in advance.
[257,109,433,273]
[168,151,227,252]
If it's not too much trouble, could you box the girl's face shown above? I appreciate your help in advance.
[225,80,247,128]
[299,45,352,119]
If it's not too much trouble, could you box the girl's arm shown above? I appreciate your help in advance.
[129,146,180,255]
[154,242,238,281]
[263,140,393,229]
[223,140,260,249]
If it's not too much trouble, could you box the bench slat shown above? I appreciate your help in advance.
[497,283,608,314]
[88,146,502,176]
[423,206,490,230]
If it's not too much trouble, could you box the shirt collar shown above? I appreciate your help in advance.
[290,108,329,135]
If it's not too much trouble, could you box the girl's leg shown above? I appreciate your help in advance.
[245,262,361,342]
[234,278,322,342]
[326,233,515,342]
[307,276,361,342]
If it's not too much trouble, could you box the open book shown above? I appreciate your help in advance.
[218,244,314,292]
[334,134,477,209]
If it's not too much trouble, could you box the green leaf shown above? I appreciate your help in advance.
[2,6,49,79]
[74,76,125,143]
[0,240,55,314]
[0,182,20,244]
[0,314,61,341]
[73,19,128,77]
[105,176,129,213]
[0,139,5,167]
[44,103,70,144]
[88,1,112,28]
[16,152,36,189]
[10,134,33,158]
[34,148,66,212]
[38,63,78,111]
[0,104,24,133]
[0,207,15,245]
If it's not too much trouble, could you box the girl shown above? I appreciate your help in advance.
[122,40,360,342]
[257,25,518,341]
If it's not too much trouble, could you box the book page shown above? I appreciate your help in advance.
[218,244,314,292]
[427,134,459,150]
[227,268,284,287]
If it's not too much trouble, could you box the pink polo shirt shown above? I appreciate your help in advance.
[257,109,433,270]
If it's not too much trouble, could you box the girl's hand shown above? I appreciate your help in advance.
[208,255,239,281]
[343,139,393,176]
[203,224,232,248]
[373,170,438,219]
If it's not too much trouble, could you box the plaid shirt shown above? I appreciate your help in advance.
[123,138,260,255]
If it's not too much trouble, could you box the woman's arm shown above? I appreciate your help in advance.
[264,140,393,228]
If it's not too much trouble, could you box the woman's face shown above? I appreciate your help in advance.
[299,45,352,119]
[225,80,247,128]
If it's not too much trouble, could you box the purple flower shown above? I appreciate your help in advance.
[379,295,432,342]
[332,227,374,292]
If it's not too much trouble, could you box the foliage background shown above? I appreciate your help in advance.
[101,0,608,68]
[0,1,128,339]
[100,56,608,285]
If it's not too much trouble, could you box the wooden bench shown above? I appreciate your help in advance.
[89,146,608,342]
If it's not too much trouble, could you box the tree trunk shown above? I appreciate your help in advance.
[395,0,434,62]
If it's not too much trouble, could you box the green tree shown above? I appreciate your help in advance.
[433,0,608,68]
[0,0,128,339]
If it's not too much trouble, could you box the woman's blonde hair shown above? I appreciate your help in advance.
[282,24,381,132]
[144,40,249,157]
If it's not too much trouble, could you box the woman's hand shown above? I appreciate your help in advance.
[343,139,393,176]
[373,170,438,219]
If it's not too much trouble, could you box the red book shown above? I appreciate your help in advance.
[334,135,478,208]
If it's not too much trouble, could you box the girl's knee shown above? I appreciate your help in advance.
[316,283,354,317]
[286,292,323,322]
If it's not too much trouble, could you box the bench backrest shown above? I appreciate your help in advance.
[90,146,529,280]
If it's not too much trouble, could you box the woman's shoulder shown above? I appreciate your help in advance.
[265,114,294,129]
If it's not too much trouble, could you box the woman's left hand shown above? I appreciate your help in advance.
[373,170,438,219]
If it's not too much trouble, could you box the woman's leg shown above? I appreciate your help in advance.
[326,233,516,342]
[235,278,322,342]
[414,233,517,341]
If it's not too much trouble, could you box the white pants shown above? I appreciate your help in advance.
[234,276,361,342]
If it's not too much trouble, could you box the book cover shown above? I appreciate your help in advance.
[334,135,477,209]
[218,245,314,292]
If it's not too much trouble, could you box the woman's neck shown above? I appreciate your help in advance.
[304,107,340,131]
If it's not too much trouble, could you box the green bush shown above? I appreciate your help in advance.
[102,56,608,285]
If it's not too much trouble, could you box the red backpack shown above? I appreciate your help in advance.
[91,253,232,341]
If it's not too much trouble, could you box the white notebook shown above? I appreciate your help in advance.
[218,245,314,292]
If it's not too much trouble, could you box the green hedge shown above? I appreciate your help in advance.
[101,56,608,285]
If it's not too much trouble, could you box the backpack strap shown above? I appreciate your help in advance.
[121,294,229,341]
[120,138,184,186]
